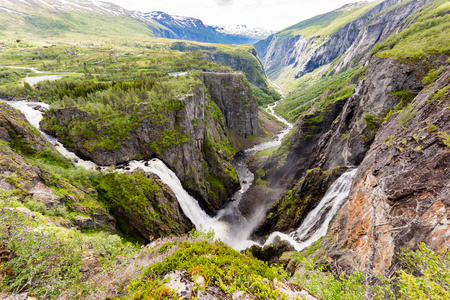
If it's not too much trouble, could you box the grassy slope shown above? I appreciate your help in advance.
[275,1,382,41]
[374,0,450,61]
[0,10,162,41]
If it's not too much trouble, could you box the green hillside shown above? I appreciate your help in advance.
[276,1,382,41]
[0,10,168,41]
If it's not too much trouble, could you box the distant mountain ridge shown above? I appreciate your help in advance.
[0,0,273,44]
[140,11,274,44]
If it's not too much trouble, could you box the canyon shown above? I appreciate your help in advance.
[0,0,449,299]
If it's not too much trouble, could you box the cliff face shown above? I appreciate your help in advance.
[255,0,433,80]
[41,72,262,214]
[262,54,443,189]
[204,72,263,138]
[328,66,450,273]
[256,53,449,271]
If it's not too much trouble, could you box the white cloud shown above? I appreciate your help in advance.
[109,0,379,30]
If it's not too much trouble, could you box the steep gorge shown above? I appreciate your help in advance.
[252,0,450,275]
[40,71,262,214]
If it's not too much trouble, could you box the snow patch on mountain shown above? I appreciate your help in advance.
[212,24,275,39]
[145,11,204,29]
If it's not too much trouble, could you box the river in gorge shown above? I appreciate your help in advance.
[2,98,356,252]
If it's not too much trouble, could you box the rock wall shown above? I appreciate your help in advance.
[327,66,450,273]
[203,71,263,138]
[255,0,433,80]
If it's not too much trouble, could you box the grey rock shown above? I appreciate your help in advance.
[74,216,95,230]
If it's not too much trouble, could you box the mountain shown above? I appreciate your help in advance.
[211,24,276,40]
[0,0,273,44]
[139,11,270,44]
[0,0,172,40]
[1,0,449,298]
[249,0,450,287]
[254,0,442,81]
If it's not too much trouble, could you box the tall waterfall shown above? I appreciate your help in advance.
[2,98,356,253]
[264,168,358,251]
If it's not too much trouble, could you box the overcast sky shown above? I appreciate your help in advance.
[107,0,377,30]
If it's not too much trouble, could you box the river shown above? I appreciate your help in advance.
[2,97,355,253]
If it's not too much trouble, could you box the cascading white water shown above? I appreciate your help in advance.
[126,159,231,242]
[1,100,99,170]
[3,97,356,254]
[264,168,358,251]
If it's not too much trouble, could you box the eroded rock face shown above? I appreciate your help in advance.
[203,72,263,138]
[326,67,450,273]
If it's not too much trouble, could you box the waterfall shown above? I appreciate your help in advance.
[264,168,357,251]
[1,100,98,169]
[126,159,231,241]
[3,98,355,254]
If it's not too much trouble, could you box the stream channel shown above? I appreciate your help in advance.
[2,79,356,252]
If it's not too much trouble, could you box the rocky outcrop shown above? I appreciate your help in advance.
[248,240,295,265]
[0,102,116,231]
[256,0,433,80]
[326,66,450,273]
[203,71,263,137]
[101,170,194,243]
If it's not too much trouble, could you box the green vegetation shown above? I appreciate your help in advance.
[276,1,381,40]
[0,207,139,299]
[438,131,450,147]
[422,66,445,85]
[398,103,416,129]
[122,240,290,300]
[0,3,167,41]
[293,243,450,300]
[374,0,450,61]
[254,147,278,157]
[274,67,358,122]
[251,85,282,106]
